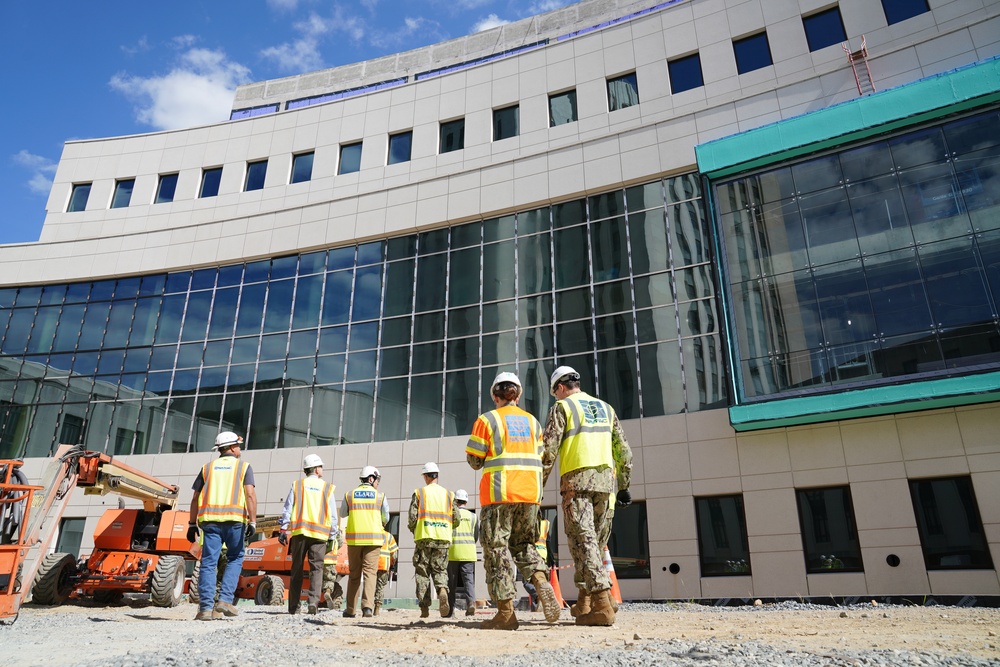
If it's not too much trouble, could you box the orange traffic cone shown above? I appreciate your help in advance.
[549,568,568,609]
[603,548,623,605]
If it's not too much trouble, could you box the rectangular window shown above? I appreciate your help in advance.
[155,173,178,204]
[549,90,578,127]
[668,53,704,94]
[291,152,314,183]
[388,131,412,165]
[493,105,520,141]
[339,142,363,174]
[881,0,930,25]
[200,167,223,198]
[803,7,848,52]
[607,73,640,112]
[67,183,91,212]
[909,476,994,570]
[440,119,465,154]
[59,414,86,445]
[695,495,751,576]
[56,517,86,559]
[111,179,135,209]
[607,501,650,579]
[733,31,773,74]
[244,160,267,191]
[795,486,864,573]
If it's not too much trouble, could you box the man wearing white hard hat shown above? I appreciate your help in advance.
[466,371,560,630]
[408,461,460,618]
[542,366,633,627]
[339,465,389,618]
[445,488,478,617]
[278,453,338,615]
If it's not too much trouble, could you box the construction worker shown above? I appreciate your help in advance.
[446,489,478,617]
[408,461,460,618]
[278,453,338,615]
[373,528,398,616]
[321,542,345,609]
[521,516,551,610]
[541,366,633,626]
[339,465,388,618]
[187,431,257,621]
[466,372,560,630]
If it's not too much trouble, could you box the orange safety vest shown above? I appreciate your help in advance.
[198,456,249,523]
[378,532,398,572]
[344,484,386,546]
[466,404,543,505]
[289,476,337,541]
[413,484,454,542]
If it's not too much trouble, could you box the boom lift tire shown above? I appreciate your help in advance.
[254,574,284,606]
[32,553,77,605]
[188,561,201,604]
[150,555,185,607]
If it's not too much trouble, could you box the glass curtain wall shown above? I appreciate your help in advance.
[0,175,718,457]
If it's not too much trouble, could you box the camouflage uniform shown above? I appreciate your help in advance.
[374,570,390,607]
[542,399,632,593]
[322,563,343,609]
[474,498,547,602]
[408,491,460,608]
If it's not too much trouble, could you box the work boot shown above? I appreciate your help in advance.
[570,590,591,618]
[575,589,615,626]
[194,609,215,621]
[531,571,561,623]
[362,608,373,618]
[465,605,476,617]
[438,587,450,617]
[420,605,430,618]
[214,601,239,617]
[343,608,356,618]
[480,599,518,630]
[373,603,381,616]
[288,605,299,615]
[308,604,318,615]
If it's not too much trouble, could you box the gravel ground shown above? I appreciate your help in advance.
[3,599,999,667]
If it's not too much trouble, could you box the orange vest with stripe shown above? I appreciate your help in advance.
[466,404,543,505]
[289,475,337,541]
[344,484,385,546]
[378,532,398,571]
[413,484,454,542]
[197,456,249,523]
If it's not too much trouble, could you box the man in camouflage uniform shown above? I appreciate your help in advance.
[408,462,460,618]
[373,529,398,615]
[542,366,632,626]
[322,541,345,609]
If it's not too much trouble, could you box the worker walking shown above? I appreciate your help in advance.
[521,516,551,610]
[541,366,633,626]
[373,528,398,616]
[187,431,257,621]
[446,489,478,617]
[408,462,460,618]
[466,372,560,630]
[278,453,337,615]
[340,466,389,618]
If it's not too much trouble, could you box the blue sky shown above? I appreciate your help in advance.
[0,0,569,246]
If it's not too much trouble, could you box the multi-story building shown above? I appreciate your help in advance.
[3,0,999,601]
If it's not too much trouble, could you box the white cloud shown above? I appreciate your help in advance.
[527,0,570,14]
[454,0,492,7]
[369,16,444,49]
[260,37,324,73]
[472,14,509,33]
[266,0,300,9]
[121,36,150,56]
[13,150,58,196]
[172,34,198,49]
[109,48,252,131]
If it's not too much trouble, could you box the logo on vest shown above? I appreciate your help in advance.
[581,400,609,424]
[354,490,376,499]
[505,415,531,442]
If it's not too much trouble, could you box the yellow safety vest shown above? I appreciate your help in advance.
[448,508,477,562]
[535,518,550,562]
[289,476,337,541]
[414,484,454,542]
[378,532,398,572]
[344,484,386,546]
[198,456,249,523]
[556,392,615,477]
[466,405,543,505]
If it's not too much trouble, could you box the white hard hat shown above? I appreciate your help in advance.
[549,365,580,396]
[214,431,243,450]
[455,489,469,503]
[360,465,380,480]
[421,461,440,475]
[490,371,522,396]
[303,454,324,469]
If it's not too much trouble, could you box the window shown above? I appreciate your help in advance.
[440,119,465,154]
[493,105,519,141]
[695,495,751,576]
[607,501,650,579]
[67,183,91,212]
[607,73,640,112]
[549,90,578,127]
[668,53,704,94]
[244,160,267,191]
[803,7,847,52]
[388,131,412,165]
[339,142,363,174]
[155,173,178,204]
[733,31,773,74]
[291,152,314,184]
[796,486,863,573]
[56,517,85,559]
[881,0,930,25]
[59,414,86,445]
[909,476,994,570]
[111,179,135,209]
[200,167,223,198]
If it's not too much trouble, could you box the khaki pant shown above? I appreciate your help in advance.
[345,544,380,613]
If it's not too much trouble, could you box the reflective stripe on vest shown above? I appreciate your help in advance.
[557,392,615,477]
[345,484,385,545]
[289,476,336,541]
[448,508,477,561]
[468,405,543,505]
[198,456,248,523]
[414,484,454,542]
[535,518,550,562]
[378,532,398,571]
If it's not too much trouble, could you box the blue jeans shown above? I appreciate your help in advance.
[199,521,245,611]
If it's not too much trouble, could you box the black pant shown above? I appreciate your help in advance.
[446,560,475,616]
[289,534,326,611]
